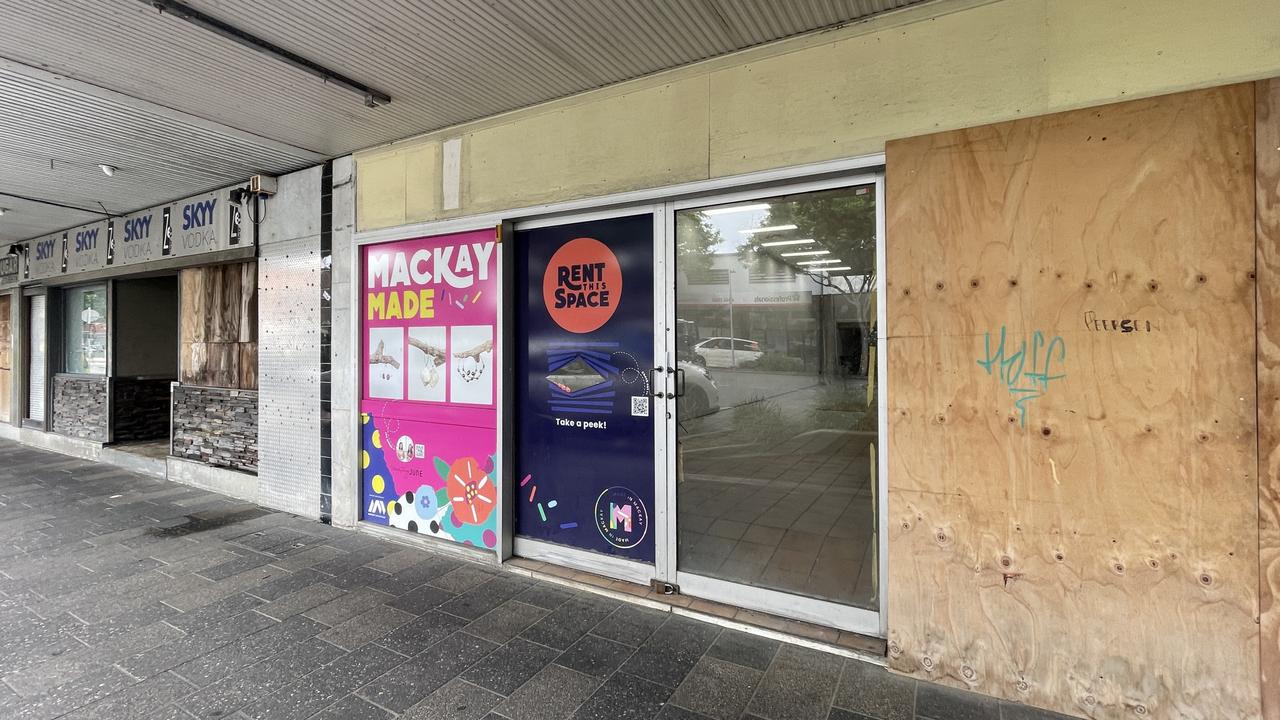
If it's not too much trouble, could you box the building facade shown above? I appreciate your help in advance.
[1,2,1278,718]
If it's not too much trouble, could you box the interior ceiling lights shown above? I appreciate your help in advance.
[759,238,814,247]
[704,203,771,216]
[740,224,797,235]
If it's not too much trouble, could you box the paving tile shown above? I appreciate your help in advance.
[589,604,669,647]
[257,582,346,620]
[3,665,138,720]
[515,584,575,610]
[827,710,875,720]
[369,555,465,595]
[914,682,999,720]
[403,677,504,720]
[705,630,780,672]
[312,693,394,719]
[149,704,200,720]
[328,565,393,591]
[179,637,345,718]
[358,630,496,712]
[440,576,533,620]
[519,597,620,651]
[555,633,636,678]
[492,663,601,720]
[376,609,472,657]
[570,670,673,720]
[387,583,458,615]
[117,611,277,679]
[466,600,549,644]
[304,587,395,626]
[462,637,561,696]
[657,706,716,720]
[58,672,195,720]
[619,616,721,688]
[240,568,327,602]
[241,643,405,720]
[746,645,843,720]
[170,614,326,687]
[669,656,762,720]
[430,565,500,593]
[832,660,915,720]
[164,593,264,634]
[317,605,416,651]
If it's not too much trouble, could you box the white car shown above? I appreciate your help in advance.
[692,337,764,368]
[677,361,719,418]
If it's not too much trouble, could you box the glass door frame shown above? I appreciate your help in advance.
[508,203,669,587]
[655,172,888,637]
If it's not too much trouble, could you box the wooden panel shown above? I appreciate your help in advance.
[238,260,257,344]
[885,84,1259,718]
[0,294,10,424]
[1258,77,1280,720]
[238,343,258,390]
[179,267,206,343]
[178,262,257,389]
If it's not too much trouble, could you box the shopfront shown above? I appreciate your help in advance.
[354,169,887,635]
[0,186,259,470]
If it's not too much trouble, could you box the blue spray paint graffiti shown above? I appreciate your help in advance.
[977,327,1066,426]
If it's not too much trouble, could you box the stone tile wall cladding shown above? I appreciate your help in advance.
[112,377,173,442]
[52,374,108,441]
[171,384,259,472]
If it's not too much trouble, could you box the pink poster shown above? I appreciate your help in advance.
[360,228,499,551]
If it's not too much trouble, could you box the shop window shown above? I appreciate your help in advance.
[63,284,107,375]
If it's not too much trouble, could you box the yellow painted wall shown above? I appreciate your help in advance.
[355,0,1280,232]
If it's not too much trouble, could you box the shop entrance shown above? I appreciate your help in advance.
[110,274,179,455]
[511,175,885,635]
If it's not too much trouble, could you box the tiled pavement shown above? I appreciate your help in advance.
[0,440,1072,720]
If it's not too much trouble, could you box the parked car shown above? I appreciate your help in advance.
[692,337,764,368]
[677,360,719,419]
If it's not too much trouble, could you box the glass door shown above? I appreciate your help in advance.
[510,208,665,585]
[661,176,886,635]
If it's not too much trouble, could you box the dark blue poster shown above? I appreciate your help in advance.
[515,214,655,562]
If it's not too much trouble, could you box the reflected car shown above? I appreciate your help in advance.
[677,360,719,419]
[692,337,764,368]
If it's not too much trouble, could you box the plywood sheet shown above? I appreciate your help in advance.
[885,84,1259,719]
[0,294,10,424]
[178,262,257,389]
[1257,77,1280,720]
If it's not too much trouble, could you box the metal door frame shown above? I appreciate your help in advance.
[508,204,666,586]
[657,173,888,637]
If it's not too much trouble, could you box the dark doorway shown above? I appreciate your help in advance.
[112,275,179,449]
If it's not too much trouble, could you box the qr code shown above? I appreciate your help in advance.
[630,396,650,417]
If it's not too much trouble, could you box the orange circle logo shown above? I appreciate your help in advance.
[543,237,622,333]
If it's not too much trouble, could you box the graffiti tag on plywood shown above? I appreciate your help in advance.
[977,327,1066,426]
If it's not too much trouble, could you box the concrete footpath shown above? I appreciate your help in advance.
[0,440,1064,720]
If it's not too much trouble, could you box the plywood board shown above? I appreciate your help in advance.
[1257,77,1280,720]
[885,84,1259,718]
[0,294,10,424]
[178,262,257,389]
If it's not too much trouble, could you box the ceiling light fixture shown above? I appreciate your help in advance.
[145,0,392,107]
[99,164,117,177]
[0,208,6,216]
[758,238,814,247]
[798,259,843,265]
[816,266,852,272]
[740,224,797,235]
[704,203,770,216]
[780,250,830,257]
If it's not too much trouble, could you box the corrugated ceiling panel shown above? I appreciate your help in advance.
[0,0,928,241]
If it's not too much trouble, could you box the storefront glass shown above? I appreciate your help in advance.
[63,284,107,374]
[675,183,880,610]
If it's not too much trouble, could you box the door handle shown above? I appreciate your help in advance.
[675,368,686,397]
[649,367,663,397]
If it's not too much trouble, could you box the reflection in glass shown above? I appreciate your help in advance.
[64,284,108,375]
[675,184,879,610]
